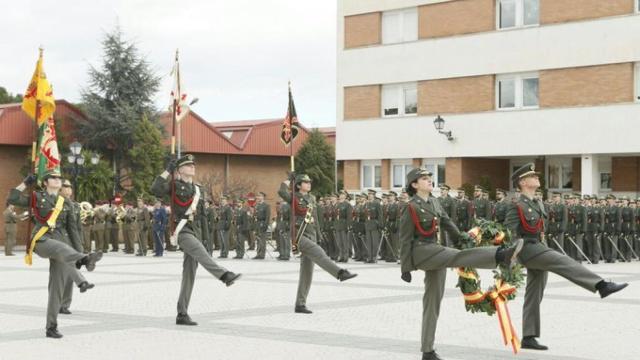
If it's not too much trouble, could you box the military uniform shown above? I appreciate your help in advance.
[364,190,384,263]
[565,198,587,261]
[493,198,509,224]
[277,201,291,260]
[218,200,233,258]
[602,198,622,263]
[235,202,250,258]
[472,186,491,221]
[93,206,107,252]
[399,168,510,357]
[3,206,20,255]
[454,191,473,232]
[437,184,456,248]
[547,196,568,254]
[277,174,356,313]
[124,207,138,254]
[383,193,400,262]
[61,187,84,314]
[619,199,635,261]
[151,155,240,324]
[335,192,353,263]
[254,197,271,259]
[585,201,604,263]
[136,203,150,255]
[8,171,100,338]
[205,203,217,254]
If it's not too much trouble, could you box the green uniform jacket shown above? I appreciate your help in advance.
[438,196,456,222]
[255,202,271,233]
[278,202,291,230]
[586,206,604,233]
[503,194,550,262]
[278,182,320,240]
[493,200,510,224]
[567,205,587,235]
[473,198,492,219]
[385,202,399,233]
[620,207,635,234]
[399,195,461,273]
[365,200,384,231]
[8,189,82,250]
[455,198,473,230]
[236,206,252,232]
[151,176,209,242]
[334,201,352,232]
[603,206,622,235]
[219,205,232,231]
[547,203,568,235]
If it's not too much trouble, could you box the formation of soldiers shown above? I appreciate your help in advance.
[6,184,640,264]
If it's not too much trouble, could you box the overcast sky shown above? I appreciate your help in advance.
[0,0,337,127]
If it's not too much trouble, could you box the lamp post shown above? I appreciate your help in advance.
[67,141,100,197]
[433,115,454,141]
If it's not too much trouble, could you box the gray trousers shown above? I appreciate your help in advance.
[279,229,291,258]
[564,233,583,261]
[177,233,228,315]
[219,230,230,257]
[5,224,16,255]
[584,232,602,263]
[34,239,87,329]
[416,246,498,353]
[61,273,73,310]
[235,231,247,257]
[295,234,342,307]
[365,229,381,262]
[520,249,602,338]
[256,229,268,258]
[602,234,618,262]
[336,230,349,260]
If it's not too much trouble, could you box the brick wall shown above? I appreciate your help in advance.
[344,85,381,120]
[445,157,510,190]
[445,158,463,188]
[419,0,495,39]
[381,159,391,189]
[344,12,382,49]
[418,75,495,115]
[540,63,634,108]
[0,145,31,246]
[540,0,634,25]
[343,160,361,191]
[612,156,640,192]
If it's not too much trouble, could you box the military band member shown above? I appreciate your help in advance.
[505,163,627,351]
[107,203,120,252]
[93,203,107,252]
[399,167,524,360]
[152,154,241,326]
[8,170,102,338]
[278,174,357,314]
[254,192,271,259]
[335,190,352,263]
[547,192,568,254]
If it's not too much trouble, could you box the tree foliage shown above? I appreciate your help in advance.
[0,86,22,104]
[294,129,335,196]
[128,115,166,201]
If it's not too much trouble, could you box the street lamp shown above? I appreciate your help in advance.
[433,115,454,141]
[90,153,100,165]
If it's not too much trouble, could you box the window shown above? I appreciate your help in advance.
[422,158,446,189]
[598,158,612,191]
[635,62,640,102]
[600,173,612,191]
[382,83,418,117]
[498,0,539,29]
[391,160,413,189]
[496,73,539,110]
[362,161,381,189]
[382,8,418,44]
[547,158,572,190]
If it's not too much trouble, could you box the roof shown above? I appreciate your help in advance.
[0,100,87,146]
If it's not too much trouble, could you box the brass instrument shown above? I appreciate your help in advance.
[80,201,94,224]
[115,205,126,224]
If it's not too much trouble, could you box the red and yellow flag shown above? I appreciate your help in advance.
[281,82,299,146]
[21,49,56,126]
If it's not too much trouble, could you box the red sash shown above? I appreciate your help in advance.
[408,204,437,237]
[31,192,54,225]
[172,182,194,207]
[516,205,544,234]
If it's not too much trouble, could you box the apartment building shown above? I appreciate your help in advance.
[337,0,640,196]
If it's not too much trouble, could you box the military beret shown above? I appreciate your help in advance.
[439,184,451,190]
[511,163,540,185]
[42,169,63,181]
[295,174,312,183]
[176,154,196,168]
[406,167,432,185]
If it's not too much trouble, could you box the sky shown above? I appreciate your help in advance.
[0,0,337,127]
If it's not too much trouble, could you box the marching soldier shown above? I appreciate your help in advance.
[399,168,524,360]
[278,174,357,314]
[505,163,627,351]
[437,184,456,247]
[335,190,352,263]
[254,192,271,259]
[493,189,509,224]
[472,185,491,220]
[151,154,241,326]
[4,204,26,256]
[8,171,102,338]
[277,196,291,260]
[364,189,383,263]
[602,195,622,263]
[136,198,150,256]
[546,192,567,254]
[218,195,232,258]
[454,188,473,232]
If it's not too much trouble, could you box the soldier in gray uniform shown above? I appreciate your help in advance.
[277,197,291,260]
[278,174,357,314]
[335,190,353,263]
[151,155,241,326]
[505,163,628,351]
[454,188,473,232]
[234,199,250,259]
[602,195,622,263]
[4,204,26,256]
[253,192,271,259]
[59,179,84,316]
[8,170,102,338]
[493,189,509,224]
[619,196,635,261]
[364,189,384,263]
[400,167,525,360]
[547,192,568,254]
[437,184,456,247]
[218,195,232,258]
[136,198,150,256]
[384,191,400,262]
[585,196,604,264]
[472,185,491,220]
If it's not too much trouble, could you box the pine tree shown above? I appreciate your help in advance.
[78,25,162,194]
[0,86,22,104]
[128,114,166,201]
[294,129,335,196]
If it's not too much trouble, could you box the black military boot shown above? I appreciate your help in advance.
[596,281,628,299]
[337,269,358,282]
[59,307,72,315]
[78,281,95,293]
[422,351,443,360]
[294,305,312,314]
[220,272,242,287]
[176,313,197,326]
[46,325,63,339]
[76,252,103,272]
[521,336,548,350]
[495,239,524,267]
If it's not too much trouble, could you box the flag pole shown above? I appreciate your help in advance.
[169,49,178,249]
[288,81,296,253]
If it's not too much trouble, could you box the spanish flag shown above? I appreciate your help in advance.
[21,48,56,127]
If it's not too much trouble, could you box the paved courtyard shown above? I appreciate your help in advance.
[0,249,638,360]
